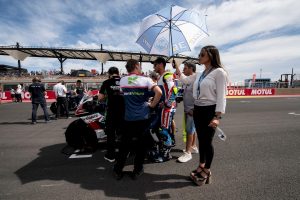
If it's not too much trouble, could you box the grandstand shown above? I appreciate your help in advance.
[70,69,93,77]
[0,64,27,74]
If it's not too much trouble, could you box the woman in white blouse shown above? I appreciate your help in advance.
[175,45,227,186]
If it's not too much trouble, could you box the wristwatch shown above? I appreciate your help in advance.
[214,115,222,120]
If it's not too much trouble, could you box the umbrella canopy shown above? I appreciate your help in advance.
[136,5,208,57]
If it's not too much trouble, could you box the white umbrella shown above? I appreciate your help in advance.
[136,5,208,57]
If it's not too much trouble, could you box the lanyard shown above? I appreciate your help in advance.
[197,67,214,97]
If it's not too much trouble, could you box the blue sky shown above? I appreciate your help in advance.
[0,0,300,83]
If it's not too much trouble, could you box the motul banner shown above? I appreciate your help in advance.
[0,90,100,101]
[227,88,275,96]
[0,91,56,100]
[1,89,276,101]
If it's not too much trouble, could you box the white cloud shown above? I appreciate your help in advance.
[200,0,300,46]
[190,0,300,82]
[80,22,140,51]
[70,41,101,49]
[1,0,300,82]
[0,0,76,45]
[222,35,300,82]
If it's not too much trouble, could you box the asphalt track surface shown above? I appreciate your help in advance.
[0,97,299,200]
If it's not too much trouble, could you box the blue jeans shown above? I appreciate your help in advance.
[185,113,196,134]
[32,102,49,122]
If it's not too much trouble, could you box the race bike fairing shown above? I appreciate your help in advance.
[65,112,106,153]
[75,93,106,116]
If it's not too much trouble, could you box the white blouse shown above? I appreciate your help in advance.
[192,68,227,113]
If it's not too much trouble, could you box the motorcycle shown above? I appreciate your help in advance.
[64,93,107,154]
[74,93,106,116]
[64,112,106,153]
[50,92,77,116]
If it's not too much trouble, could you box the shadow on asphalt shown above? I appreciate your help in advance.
[0,122,33,125]
[15,143,191,199]
[0,115,70,125]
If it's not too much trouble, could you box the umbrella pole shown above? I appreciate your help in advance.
[169,6,176,69]
[169,6,174,57]
[169,20,173,56]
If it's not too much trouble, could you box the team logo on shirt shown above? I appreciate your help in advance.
[128,76,138,84]
[110,86,120,91]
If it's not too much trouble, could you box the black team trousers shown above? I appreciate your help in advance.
[114,119,150,173]
[193,104,216,169]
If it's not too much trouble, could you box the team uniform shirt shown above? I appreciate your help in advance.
[28,82,46,104]
[53,83,67,97]
[99,75,124,115]
[75,86,85,96]
[120,74,155,121]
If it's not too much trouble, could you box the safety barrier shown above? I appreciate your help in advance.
[1,88,300,103]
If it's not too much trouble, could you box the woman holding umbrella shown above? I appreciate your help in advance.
[176,45,227,186]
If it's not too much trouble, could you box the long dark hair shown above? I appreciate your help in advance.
[202,45,223,69]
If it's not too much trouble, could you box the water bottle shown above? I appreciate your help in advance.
[150,129,159,142]
[216,127,226,141]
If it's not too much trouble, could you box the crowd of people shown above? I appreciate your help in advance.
[94,45,228,186]
[26,45,228,186]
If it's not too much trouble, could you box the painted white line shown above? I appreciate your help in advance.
[240,101,251,103]
[69,154,92,159]
[41,183,64,187]
[288,112,300,116]
[96,167,105,170]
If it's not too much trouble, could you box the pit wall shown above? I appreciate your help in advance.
[1,88,300,103]
[274,88,300,95]
[0,90,99,103]
[226,88,300,96]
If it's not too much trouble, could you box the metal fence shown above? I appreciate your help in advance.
[229,81,300,89]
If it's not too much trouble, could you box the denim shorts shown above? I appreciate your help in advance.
[185,113,196,134]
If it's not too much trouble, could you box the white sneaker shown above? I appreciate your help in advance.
[191,146,199,154]
[183,146,199,154]
[177,152,192,163]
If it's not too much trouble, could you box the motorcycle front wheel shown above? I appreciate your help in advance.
[65,119,98,152]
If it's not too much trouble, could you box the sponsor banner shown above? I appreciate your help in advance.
[0,90,99,100]
[1,89,276,100]
[0,91,56,100]
[226,88,275,96]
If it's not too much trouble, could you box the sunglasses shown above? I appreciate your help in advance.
[198,52,205,58]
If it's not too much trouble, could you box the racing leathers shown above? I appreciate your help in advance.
[155,72,178,162]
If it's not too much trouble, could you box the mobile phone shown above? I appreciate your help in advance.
[172,60,176,69]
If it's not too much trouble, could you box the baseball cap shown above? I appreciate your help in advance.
[152,57,166,66]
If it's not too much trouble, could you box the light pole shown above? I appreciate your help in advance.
[260,68,262,79]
